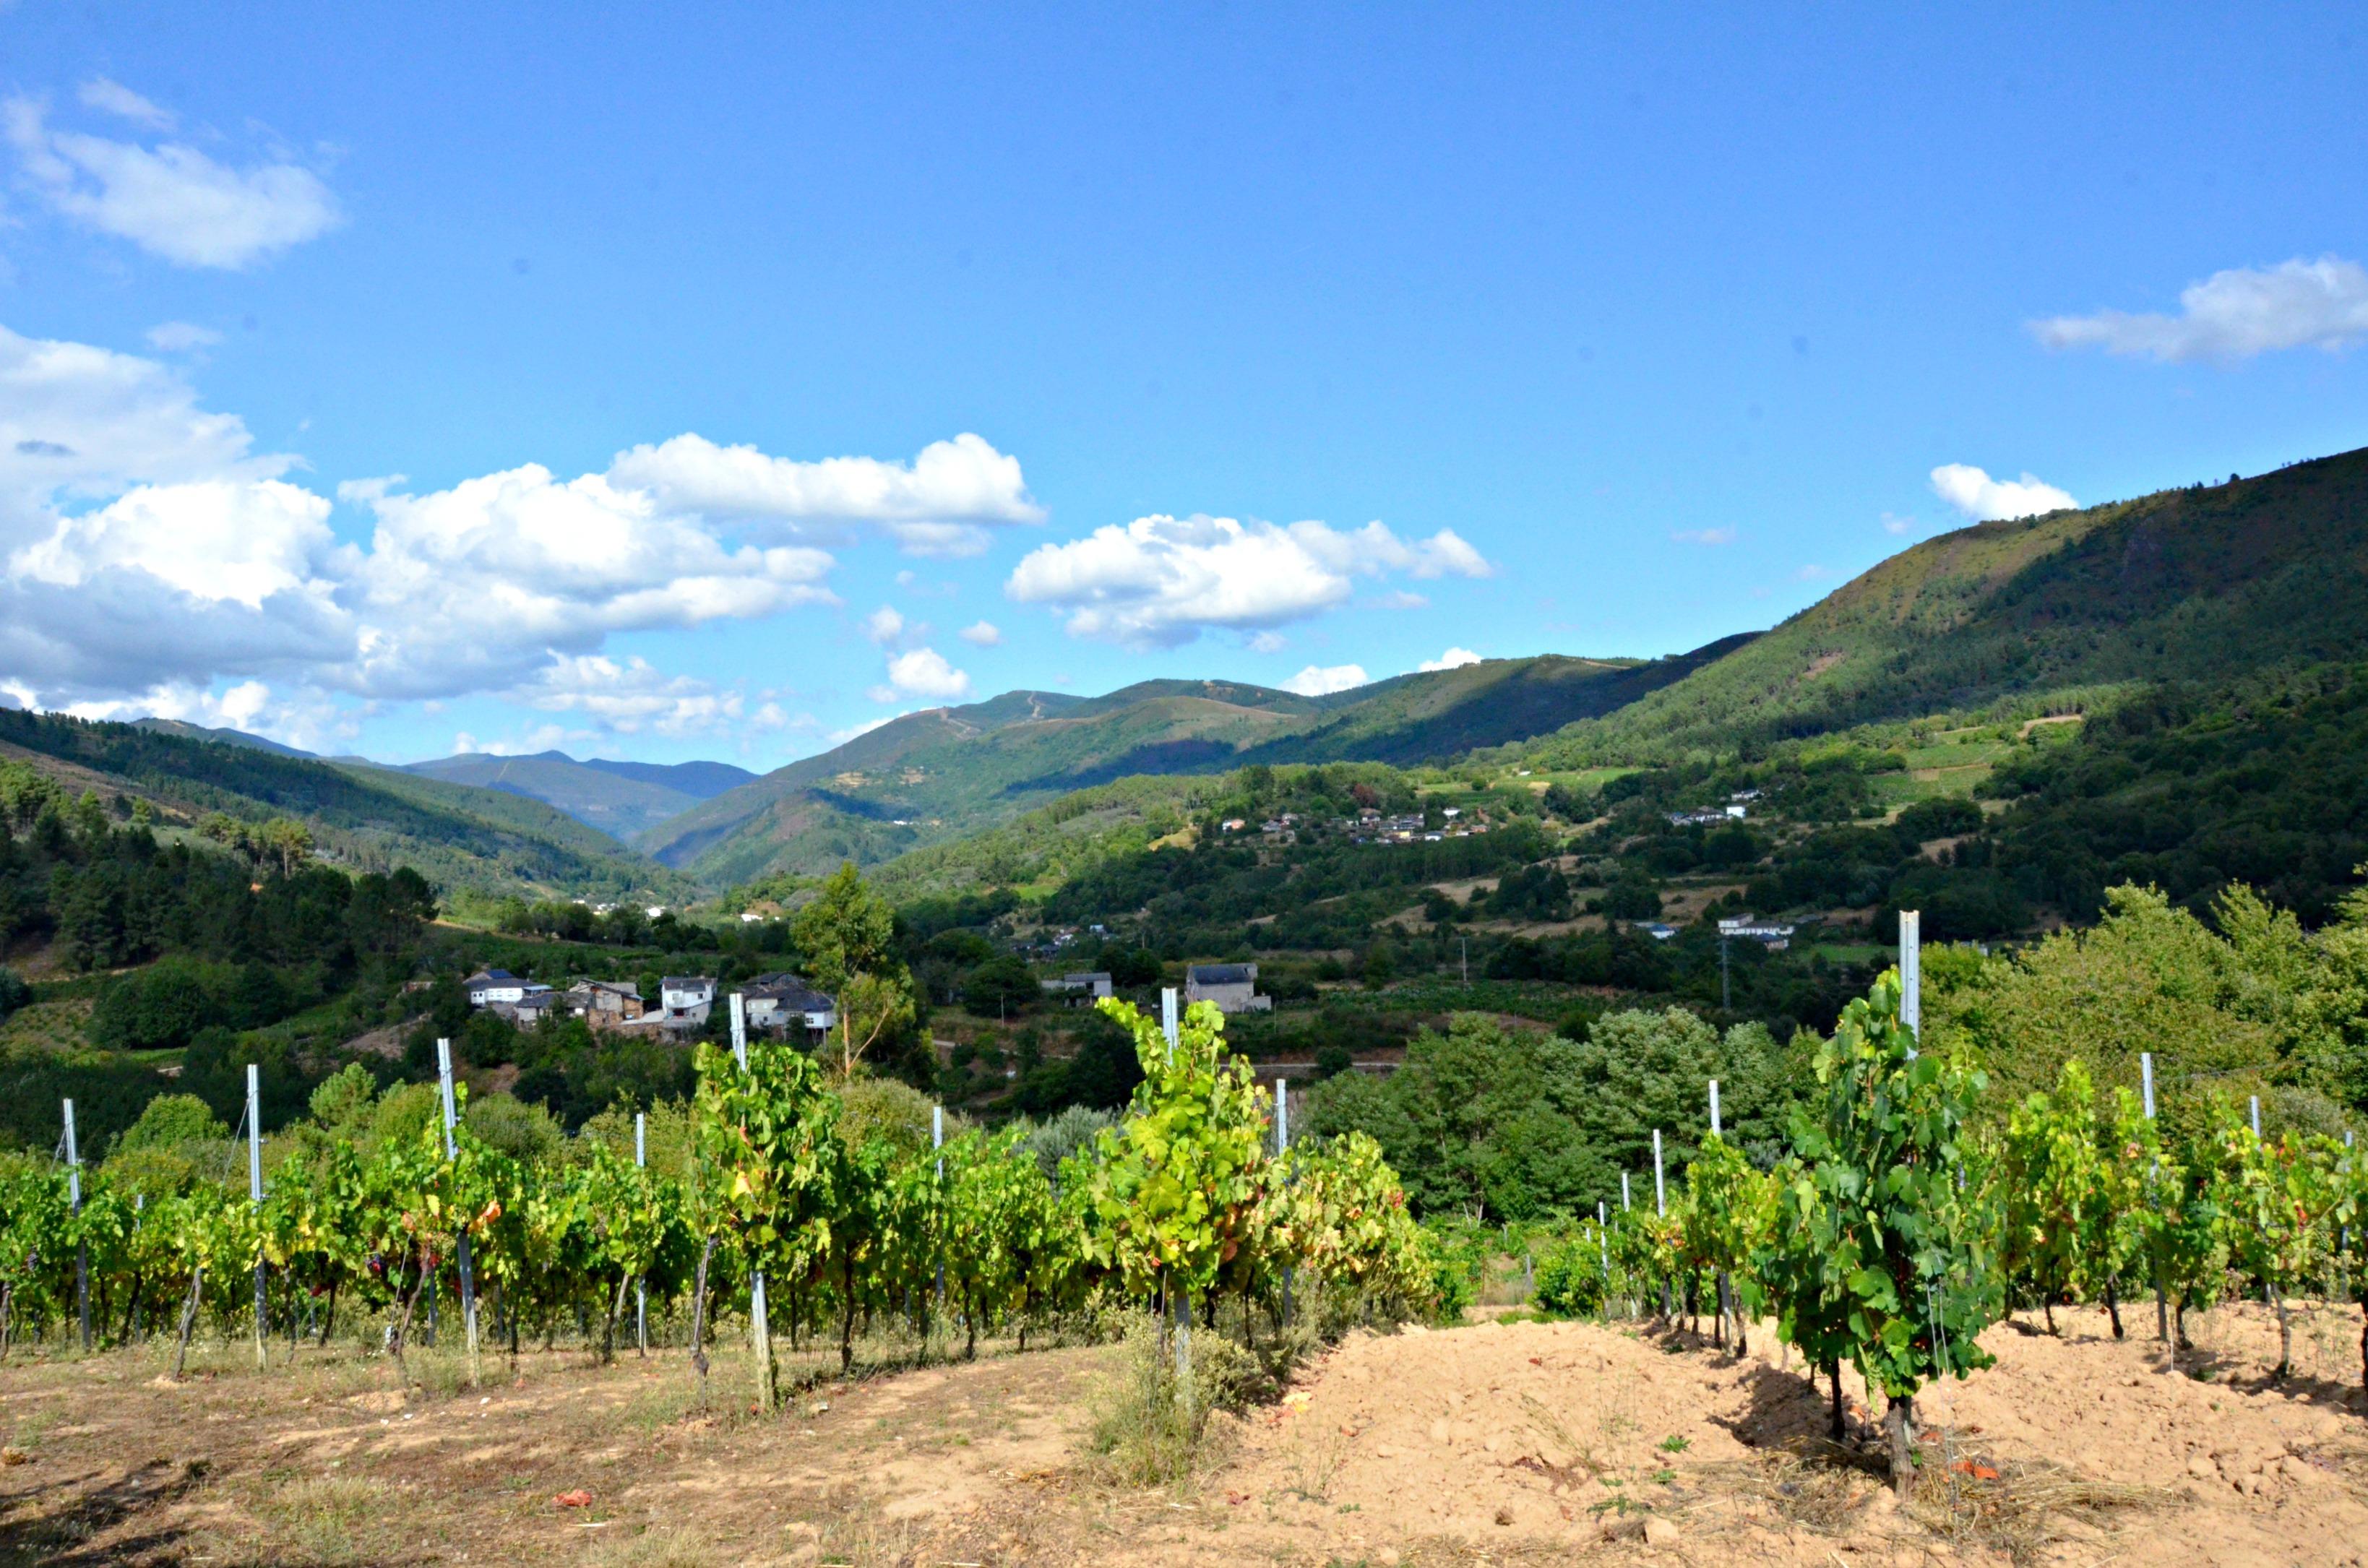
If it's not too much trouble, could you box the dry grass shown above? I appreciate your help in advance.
[251,1471,405,1564]
[1906,1451,2162,1565]
[585,1523,723,1567]
[1712,1442,2163,1566]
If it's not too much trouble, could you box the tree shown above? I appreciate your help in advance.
[1768,973,2000,1494]
[1602,874,1663,922]
[794,863,917,1077]
[962,955,1038,1018]
[793,863,900,991]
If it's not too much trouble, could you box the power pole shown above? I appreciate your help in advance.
[1460,936,1468,988]
[1719,935,1730,1012]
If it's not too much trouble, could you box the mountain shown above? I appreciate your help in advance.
[132,718,314,758]
[0,709,681,903]
[1516,447,2368,767]
[639,653,1721,888]
[579,757,756,798]
[400,750,754,841]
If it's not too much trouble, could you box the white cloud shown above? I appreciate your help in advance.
[519,654,777,738]
[1005,513,1493,648]
[607,431,1043,556]
[958,619,1002,646]
[1929,463,2078,522]
[866,646,970,703]
[1671,527,1736,546]
[1418,647,1483,672]
[145,322,221,353]
[4,95,340,268]
[1369,589,1429,611]
[2032,257,2368,362]
[1246,631,1288,654]
[1282,663,1369,697]
[77,79,175,132]
[1880,512,1916,535]
[61,676,355,754]
[1793,564,1830,582]
[0,319,1059,732]
[861,604,906,645]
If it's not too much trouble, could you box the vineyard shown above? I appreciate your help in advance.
[1,968,2367,1562]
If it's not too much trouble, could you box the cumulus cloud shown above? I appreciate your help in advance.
[607,431,1043,556]
[518,654,783,738]
[861,605,906,645]
[1282,663,1369,697]
[1419,647,1482,672]
[866,646,971,704]
[2032,257,2368,363]
[4,94,340,269]
[340,465,837,699]
[1005,514,1492,648]
[0,319,1047,739]
[1881,512,1916,535]
[1929,463,2078,521]
[958,619,1002,646]
[145,322,221,353]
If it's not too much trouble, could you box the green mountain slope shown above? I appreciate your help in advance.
[1518,447,2368,766]
[642,654,1701,887]
[399,750,746,840]
[0,709,681,903]
[131,718,314,757]
[579,757,756,798]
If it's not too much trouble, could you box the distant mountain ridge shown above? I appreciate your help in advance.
[397,750,754,840]
[1513,444,2368,767]
[7,710,683,902]
[636,650,1732,888]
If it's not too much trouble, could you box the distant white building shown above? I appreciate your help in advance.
[1717,914,1796,950]
[660,975,716,1025]
[1185,962,1271,1014]
[742,977,837,1037]
[465,969,546,1007]
[1041,971,1114,1006]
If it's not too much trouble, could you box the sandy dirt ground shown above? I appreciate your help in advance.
[1,1300,2364,1566]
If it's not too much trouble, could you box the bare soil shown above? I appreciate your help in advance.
[1,1301,2364,1566]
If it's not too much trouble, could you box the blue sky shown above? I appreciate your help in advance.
[3,3,2364,769]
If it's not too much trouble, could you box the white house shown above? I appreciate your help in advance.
[465,969,546,1007]
[741,975,838,1036]
[1184,962,1271,1014]
[1040,971,1114,1006]
[660,975,716,1024]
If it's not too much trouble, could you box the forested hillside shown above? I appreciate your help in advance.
[1515,446,2368,766]
[397,749,754,840]
[641,655,1708,889]
[0,710,679,903]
